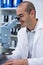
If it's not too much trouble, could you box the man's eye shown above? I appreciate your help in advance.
[20,15,24,17]
[18,14,24,17]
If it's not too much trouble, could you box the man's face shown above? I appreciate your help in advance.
[16,5,33,27]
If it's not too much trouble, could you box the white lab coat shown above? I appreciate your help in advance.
[7,21,43,65]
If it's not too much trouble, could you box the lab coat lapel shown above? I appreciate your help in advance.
[32,29,40,57]
[32,24,40,57]
[34,29,40,44]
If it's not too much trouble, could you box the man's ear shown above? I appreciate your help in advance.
[30,10,35,17]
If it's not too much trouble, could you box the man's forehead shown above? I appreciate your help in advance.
[17,7,25,12]
[16,5,26,15]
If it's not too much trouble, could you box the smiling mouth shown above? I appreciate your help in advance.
[20,20,26,27]
[20,20,24,25]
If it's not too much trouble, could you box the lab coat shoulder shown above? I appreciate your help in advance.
[17,27,27,46]
[17,27,26,37]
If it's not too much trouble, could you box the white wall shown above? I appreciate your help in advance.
[23,0,43,21]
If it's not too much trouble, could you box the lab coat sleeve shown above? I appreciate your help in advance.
[28,57,43,65]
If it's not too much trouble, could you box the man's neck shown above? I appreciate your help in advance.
[27,19,38,31]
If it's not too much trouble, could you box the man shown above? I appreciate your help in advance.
[2,1,43,65]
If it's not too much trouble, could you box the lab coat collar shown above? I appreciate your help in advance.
[35,20,43,31]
